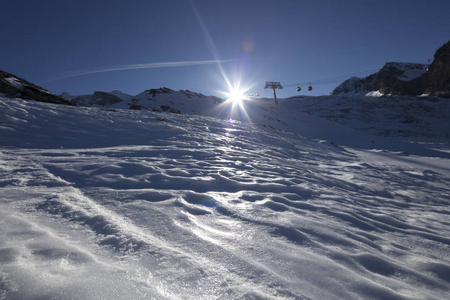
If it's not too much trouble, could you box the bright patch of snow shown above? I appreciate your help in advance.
[365,91,384,97]
[4,77,23,90]
[0,94,449,299]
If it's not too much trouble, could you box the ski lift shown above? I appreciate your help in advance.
[250,92,254,96]
[256,91,259,96]
[296,86,301,92]
[308,84,312,91]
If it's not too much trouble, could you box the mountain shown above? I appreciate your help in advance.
[422,40,450,97]
[331,62,428,96]
[68,91,123,107]
[66,90,134,107]
[69,87,226,115]
[332,40,450,97]
[0,70,72,105]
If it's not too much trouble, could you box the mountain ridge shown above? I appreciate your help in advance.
[0,70,72,105]
[332,40,450,97]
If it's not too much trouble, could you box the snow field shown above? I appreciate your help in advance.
[0,96,449,299]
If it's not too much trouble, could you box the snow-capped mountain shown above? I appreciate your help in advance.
[331,62,428,96]
[1,84,450,299]
[0,70,71,105]
[332,40,450,97]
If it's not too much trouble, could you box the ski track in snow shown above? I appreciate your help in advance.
[0,96,449,299]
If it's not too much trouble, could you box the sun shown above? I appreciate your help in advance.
[227,87,246,104]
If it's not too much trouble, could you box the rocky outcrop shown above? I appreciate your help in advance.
[423,40,450,97]
[332,63,428,96]
[0,70,72,105]
[332,40,450,98]
[145,87,174,97]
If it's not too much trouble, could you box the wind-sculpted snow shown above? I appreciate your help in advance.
[0,97,449,299]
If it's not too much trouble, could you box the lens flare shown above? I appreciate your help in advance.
[211,78,254,124]
[227,87,245,104]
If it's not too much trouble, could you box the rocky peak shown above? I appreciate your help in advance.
[332,40,450,98]
[424,40,450,97]
[379,62,428,81]
[0,70,72,105]
[331,63,428,96]
[145,87,174,97]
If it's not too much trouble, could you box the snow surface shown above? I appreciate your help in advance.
[0,93,449,300]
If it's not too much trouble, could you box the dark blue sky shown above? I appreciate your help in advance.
[1,0,449,98]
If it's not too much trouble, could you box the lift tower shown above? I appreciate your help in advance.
[264,82,283,105]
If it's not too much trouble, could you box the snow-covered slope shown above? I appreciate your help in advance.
[290,95,450,141]
[1,94,449,299]
[68,87,450,156]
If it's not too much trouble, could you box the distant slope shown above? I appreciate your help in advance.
[67,90,134,106]
[69,87,226,115]
[63,84,450,157]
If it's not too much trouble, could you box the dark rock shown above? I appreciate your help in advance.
[159,105,181,114]
[332,63,427,96]
[424,40,450,97]
[160,105,171,111]
[129,105,143,110]
[145,87,174,97]
[0,70,72,105]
